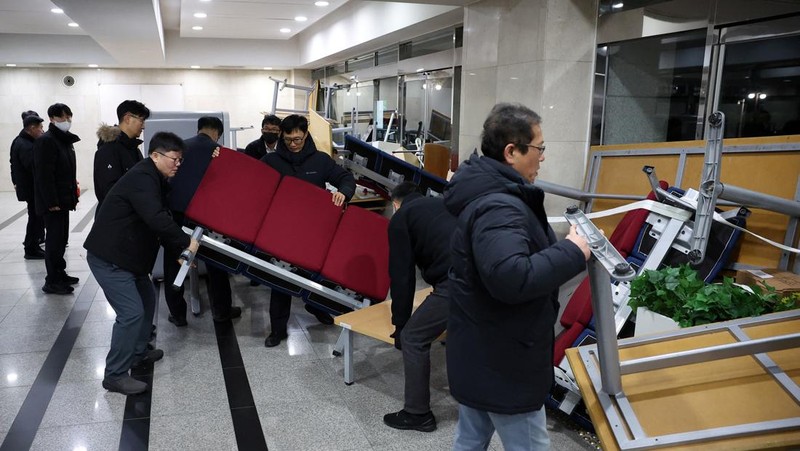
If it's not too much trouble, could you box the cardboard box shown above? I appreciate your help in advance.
[735,268,800,297]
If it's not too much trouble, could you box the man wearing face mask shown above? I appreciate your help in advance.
[244,114,281,160]
[94,100,150,209]
[10,111,46,260]
[34,103,81,295]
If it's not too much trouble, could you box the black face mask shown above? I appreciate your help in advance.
[263,132,279,145]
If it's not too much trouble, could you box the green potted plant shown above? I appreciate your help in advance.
[628,264,797,336]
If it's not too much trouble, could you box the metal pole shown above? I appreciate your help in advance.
[587,257,623,396]
[718,182,800,218]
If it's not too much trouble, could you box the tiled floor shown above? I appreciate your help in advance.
[0,191,597,451]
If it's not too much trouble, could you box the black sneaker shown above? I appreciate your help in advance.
[131,348,164,370]
[264,331,288,347]
[61,274,79,285]
[304,304,334,325]
[383,410,437,432]
[24,249,45,260]
[102,375,148,395]
[42,283,74,295]
[213,306,242,323]
[168,315,188,327]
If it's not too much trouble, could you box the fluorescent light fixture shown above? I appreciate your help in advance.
[88,64,98,68]
[295,16,307,22]
[280,28,291,33]
[263,67,273,70]
[192,26,203,30]
[190,65,200,69]
[51,8,64,14]
[68,22,79,27]
[6,63,17,67]
[612,2,624,8]
[315,1,330,6]
[193,12,207,18]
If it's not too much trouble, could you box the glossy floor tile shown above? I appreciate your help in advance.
[0,191,597,450]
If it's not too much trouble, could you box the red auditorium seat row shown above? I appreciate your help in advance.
[183,147,391,307]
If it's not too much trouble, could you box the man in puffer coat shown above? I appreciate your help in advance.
[443,103,591,450]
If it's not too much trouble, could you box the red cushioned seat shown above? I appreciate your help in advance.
[553,323,585,367]
[319,205,390,302]
[253,176,343,272]
[185,147,280,244]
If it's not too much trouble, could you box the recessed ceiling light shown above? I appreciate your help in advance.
[192,26,203,30]
[315,1,330,6]
[193,12,207,18]
[6,63,17,67]
[416,68,424,72]
[295,16,307,22]
[51,8,64,14]
[200,0,212,2]
[280,28,291,33]
[191,65,200,69]
[68,22,79,27]
[612,2,624,8]
[263,67,273,70]
[88,64,98,68]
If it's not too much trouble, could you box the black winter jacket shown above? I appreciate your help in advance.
[443,153,586,415]
[10,130,37,202]
[167,133,217,214]
[94,128,143,208]
[33,123,80,215]
[260,136,356,201]
[244,137,276,160]
[389,192,456,330]
[84,158,190,276]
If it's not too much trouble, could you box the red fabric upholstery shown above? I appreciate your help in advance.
[320,205,390,302]
[553,323,585,366]
[185,148,280,244]
[253,176,343,272]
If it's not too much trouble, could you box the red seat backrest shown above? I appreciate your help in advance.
[320,205,390,302]
[253,176,343,272]
[185,147,280,244]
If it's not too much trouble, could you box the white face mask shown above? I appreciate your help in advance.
[54,120,71,133]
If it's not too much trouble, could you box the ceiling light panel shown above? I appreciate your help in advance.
[178,0,344,40]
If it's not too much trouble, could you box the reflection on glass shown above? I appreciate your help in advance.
[594,30,705,145]
[717,34,800,138]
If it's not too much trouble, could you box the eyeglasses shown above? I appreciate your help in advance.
[283,134,306,145]
[525,144,546,155]
[156,151,183,164]
[128,114,145,123]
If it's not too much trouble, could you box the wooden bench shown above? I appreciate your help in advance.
[334,287,444,384]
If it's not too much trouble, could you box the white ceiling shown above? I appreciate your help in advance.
[0,0,472,70]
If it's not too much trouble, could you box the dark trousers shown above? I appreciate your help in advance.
[88,253,155,379]
[268,290,292,335]
[401,280,450,414]
[43,209,69,285]
[23,200,44,252]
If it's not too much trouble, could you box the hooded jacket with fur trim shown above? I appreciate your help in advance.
[94,124,143,209]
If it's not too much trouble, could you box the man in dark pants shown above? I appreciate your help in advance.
[163,116,241,326]
[94,99,150,209]
[34,103,80,295]
[85,132,198,395]
[10,111,46,259]
[383,182,456,433]
[261,114,356,347]
[244,114,281,159]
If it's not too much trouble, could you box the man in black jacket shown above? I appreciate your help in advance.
[94,100,150,208]
[244,114,281,159]
[443,103,590,450]
[10,111,45,259]
[261,114,356,347]
[85,131,198,395]
[34,103,80,295]
[163,116,241,326]
[383,182,455,433]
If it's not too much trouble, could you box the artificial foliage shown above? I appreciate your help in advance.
[629,264,797,327]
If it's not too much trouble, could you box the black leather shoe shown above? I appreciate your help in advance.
[383,410,437,432]
[213,306,242,323]
[24,249,45,260]
[264,331,288,347]
[304,304,334,325]
[103,375,148,395]
[131,348,164,370]
[42,283,74,295]
[62,274,79,285]
[168,315,188,327]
